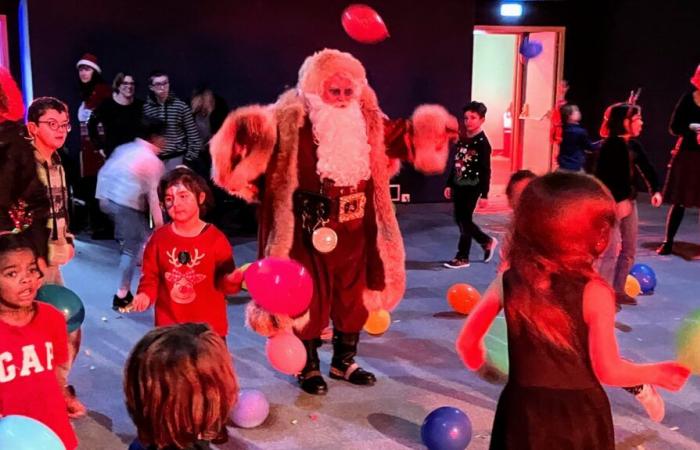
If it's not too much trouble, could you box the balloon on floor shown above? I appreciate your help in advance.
[364,309,391,335]
[624,275,642,298]
[231,389,270,428]
[36,284,85,333]
[421,406,472,450]
[630,263,656,295]
[0,415,65,450]
[677,309,700,375]
[447,283,480,315]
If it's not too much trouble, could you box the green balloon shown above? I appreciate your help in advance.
[485,315,509,376]
[36,284,85,333]
[677,309,700,375]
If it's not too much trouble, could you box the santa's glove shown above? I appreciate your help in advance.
[245,302,310,337]
[410,105,456,175]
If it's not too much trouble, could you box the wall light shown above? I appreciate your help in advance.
[500,3,523,17]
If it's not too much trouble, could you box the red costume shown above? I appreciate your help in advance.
[211,49,455,394]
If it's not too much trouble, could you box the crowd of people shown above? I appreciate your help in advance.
[0,50,698,450]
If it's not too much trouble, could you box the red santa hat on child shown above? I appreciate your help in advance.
[75,53,102,74]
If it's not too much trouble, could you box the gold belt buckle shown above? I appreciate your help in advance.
[338,192,366,223]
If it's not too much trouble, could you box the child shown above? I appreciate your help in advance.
[0,232,83,450]
[505,170,536,210]
[456,172,690,449]
[130,168,243,339]
[594,103,661,307]
[557,104,592,172]
[444,101,497,269]
[96,117,166,310]
[124,323,238,450]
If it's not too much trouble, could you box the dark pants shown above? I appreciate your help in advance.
[292,216,369,340]
[452,187,490,260]
[664,204,685,243]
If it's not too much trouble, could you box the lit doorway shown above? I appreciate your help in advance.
[471,26,565,194]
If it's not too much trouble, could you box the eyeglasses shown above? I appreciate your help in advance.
[37,120,71,132]
[151,81,169,88]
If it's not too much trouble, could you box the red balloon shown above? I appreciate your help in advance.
[266,332,307,375]
[244,257,313,316]
[341,4,389,44]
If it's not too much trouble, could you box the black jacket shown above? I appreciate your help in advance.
[594,136,659,202]
[446,131,492,199]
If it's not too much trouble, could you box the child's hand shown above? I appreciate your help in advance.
[223,269,244,294]
[129,293,151,313]
[64,391,86,419]
[443,187,451,200]
[654,361,691,391]
[651,192,663,208]
[463,341,487,371]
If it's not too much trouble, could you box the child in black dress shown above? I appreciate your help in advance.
[456,172,690,450]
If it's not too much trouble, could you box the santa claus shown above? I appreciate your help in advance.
[211,48,456,395]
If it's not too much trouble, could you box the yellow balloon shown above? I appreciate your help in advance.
[624,275,641,298]
[312,227,338,253]
[364,309,391,335]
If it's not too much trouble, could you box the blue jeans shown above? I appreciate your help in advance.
[100,200,150,293]
[599,200,638,293]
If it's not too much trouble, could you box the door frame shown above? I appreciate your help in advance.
[473,25,566,172]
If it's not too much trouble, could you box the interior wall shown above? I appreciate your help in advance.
[24,0,475,203]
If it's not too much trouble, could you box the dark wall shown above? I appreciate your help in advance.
[477,0,700,182]
[26,0,474,202]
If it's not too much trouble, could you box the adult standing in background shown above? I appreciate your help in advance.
[143,70,202,172]
[657,64,700,255]
[88,72,143,159]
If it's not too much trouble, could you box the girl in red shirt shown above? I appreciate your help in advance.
[130,168,243,337]
[0,233,80,450]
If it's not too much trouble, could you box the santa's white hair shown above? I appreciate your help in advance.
[297,48,367,97]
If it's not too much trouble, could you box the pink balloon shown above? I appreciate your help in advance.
[266,332,307,375]
[244,257,313,316]
[341,4,389,44]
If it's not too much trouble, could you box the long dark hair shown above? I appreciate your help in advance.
[600,103,640,138]
[78,69,105,102]
[505,172,615,352]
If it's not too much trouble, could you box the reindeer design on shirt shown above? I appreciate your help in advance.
[165,248,206,304]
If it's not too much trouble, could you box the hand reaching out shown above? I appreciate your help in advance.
[128,293,151,313]
[651,192,663,208]
[653,361,691,392]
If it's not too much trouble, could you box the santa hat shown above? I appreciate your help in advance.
[75,53,101,73]
[297,48,367,96]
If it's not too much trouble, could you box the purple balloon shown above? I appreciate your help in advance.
[519,39,543,59]
[231,389,270,428]
[244,257,313,316]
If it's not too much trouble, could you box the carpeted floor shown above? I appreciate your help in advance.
[64,194,700,449]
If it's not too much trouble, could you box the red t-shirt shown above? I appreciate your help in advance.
[138,224,235,336]
[0,302,78,450]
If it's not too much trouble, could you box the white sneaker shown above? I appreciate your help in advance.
[635,384,665,422]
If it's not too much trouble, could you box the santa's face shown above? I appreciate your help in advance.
[321,73,356,108]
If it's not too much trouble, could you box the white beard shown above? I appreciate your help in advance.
[306,94,371,187]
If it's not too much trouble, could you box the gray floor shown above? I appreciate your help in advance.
[65,195,700,449]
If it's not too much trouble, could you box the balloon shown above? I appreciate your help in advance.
[265,331,307,375]
[364,309,391,335]
[447,283,481,315]
[485,315,509,378]
[421,407,472,450]
[240,263,251,291]
[245,257,313,316]
[0,415,66,450]
[624,275,642,298]
[36,284,85,333]
[341,4,389,44]
[231,389,270,428]
[519,39,543,59]
[630,263,656,294]
[677,309,700,375]
[312,227,338,253]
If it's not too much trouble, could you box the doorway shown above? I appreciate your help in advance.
[471,26,565,194]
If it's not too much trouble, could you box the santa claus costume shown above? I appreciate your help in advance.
[211,49,455,394]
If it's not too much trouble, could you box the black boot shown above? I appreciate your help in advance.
[297,338,328,395]
[329,330,376,386]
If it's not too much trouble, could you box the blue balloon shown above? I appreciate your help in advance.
[36,284,85,333]
[0,415,65,450]
[630,263,656,295]
[519,39,543,59]
[421,407,472,450]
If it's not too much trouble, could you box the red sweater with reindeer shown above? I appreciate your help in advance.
[138,223,235,336]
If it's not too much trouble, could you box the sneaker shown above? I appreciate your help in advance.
[483,237,499,263]
[444,258,470,269]
[112,291,134,311]
[656,242,673,255]
[615,292,638,306]
[635,384,665,422]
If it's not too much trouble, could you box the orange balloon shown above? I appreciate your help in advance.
[364,309,391,335]
[447,283,481,314]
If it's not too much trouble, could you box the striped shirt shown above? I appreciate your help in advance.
[143,95,202,160]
